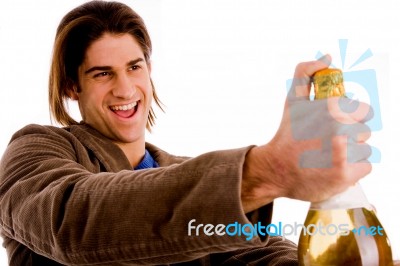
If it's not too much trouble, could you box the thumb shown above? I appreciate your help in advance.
[287,54,332,101]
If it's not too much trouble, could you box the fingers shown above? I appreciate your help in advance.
[331,134,372,172]
[347,142,372,163]
[327,97,374,125]
[345,159,372,183]
[287,54,332,101]
[339,97,374,123]
[337,121,371,143]
[298,133,372,169]
[294,54,332,79]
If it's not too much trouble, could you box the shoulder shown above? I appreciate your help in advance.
[7,123,121,154]
[3,123,131,172]
[8,123,109,145]
[3,124,78,160]
[9,123,75,139]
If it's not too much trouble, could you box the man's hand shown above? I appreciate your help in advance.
[241,55,373,213]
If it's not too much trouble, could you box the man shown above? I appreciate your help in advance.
[0,1,372,265]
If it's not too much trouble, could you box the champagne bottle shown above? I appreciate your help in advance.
[297,68,393,266]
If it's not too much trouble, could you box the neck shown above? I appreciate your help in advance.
[115,140,146,168]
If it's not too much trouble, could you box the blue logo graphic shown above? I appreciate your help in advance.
[314,39,382,131]
[286,39,382,166]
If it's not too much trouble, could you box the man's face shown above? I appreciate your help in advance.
[76,33,153,145]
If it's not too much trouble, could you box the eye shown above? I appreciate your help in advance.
[129,65,141,71]
[93,72,110,78]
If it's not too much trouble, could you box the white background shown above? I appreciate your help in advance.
[1,0,399,263]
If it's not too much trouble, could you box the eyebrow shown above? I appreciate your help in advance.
[84,58,145,75]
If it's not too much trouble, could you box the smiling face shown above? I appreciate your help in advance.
[74,33,153,147]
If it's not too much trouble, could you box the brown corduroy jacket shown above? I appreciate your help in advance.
[0,124,297,265]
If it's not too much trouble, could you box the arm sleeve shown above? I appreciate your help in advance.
[210,236,298,266]
[0,125,276,265]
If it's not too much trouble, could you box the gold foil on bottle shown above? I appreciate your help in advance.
[313,68,345,99]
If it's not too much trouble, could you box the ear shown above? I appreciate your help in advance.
[67,86,79,100]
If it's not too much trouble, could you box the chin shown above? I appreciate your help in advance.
[116,131,144,144]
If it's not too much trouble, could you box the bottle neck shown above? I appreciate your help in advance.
[310,182,372,210]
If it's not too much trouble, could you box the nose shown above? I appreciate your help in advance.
[112,73,136,99]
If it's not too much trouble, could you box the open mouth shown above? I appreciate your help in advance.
[109,101,138,118]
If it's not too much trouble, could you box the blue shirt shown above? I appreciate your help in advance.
[134,149,159,170]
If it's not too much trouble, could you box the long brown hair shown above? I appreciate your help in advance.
[49,0,163,131]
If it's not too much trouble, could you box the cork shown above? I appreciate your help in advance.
[313,68,345,99]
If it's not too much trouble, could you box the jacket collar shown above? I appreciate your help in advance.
[69,123,187,171]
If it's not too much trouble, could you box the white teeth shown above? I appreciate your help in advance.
[110,102,137,111]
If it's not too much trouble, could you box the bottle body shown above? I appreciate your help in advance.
[298,207,393,266]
